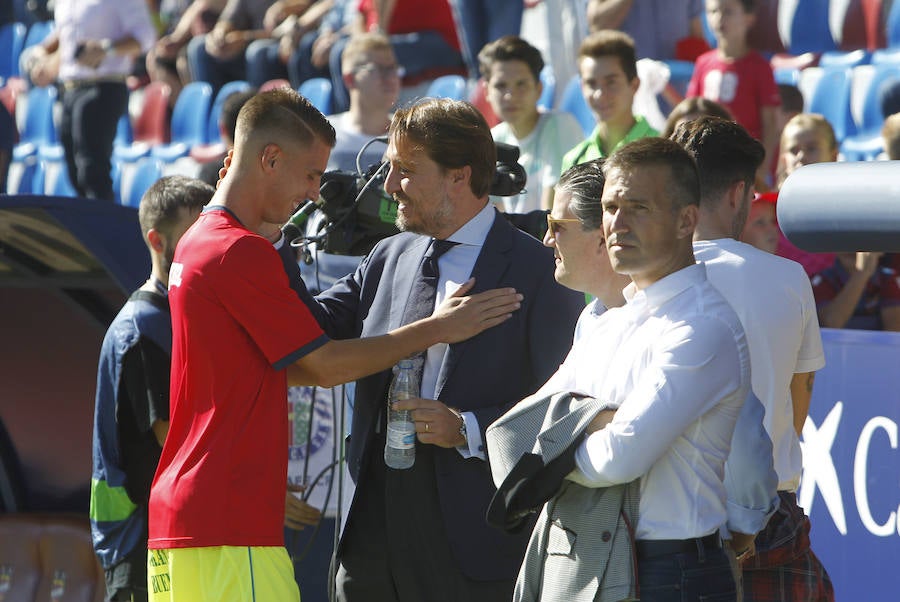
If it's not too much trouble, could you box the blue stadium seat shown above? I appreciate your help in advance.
[888,0,900,47]
[664,60,695,97]
[207,80,252,144]
[774,68,801,85]
[150,81,212,162]
[298,77,332,115]
[780,0,838,54]
[115,113,134,148]
[12,85,57,160]
[559,76,595,137]
[841,63,900,152]
[425,75,466,101]
[36,144,77,197]
[122,158,164,208]
[22,20,53,53]
[5,154,39,194]
[819,49,871,68]
[872,48,900,66]
[840,134,883,161]
[537,66,556,110]
[808,67,856,141]
[0,22,26,80]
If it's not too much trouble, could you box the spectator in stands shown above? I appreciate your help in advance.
[325,31,398,172]
[330,0,467,114]
[775,113,838,276]
[147,0,227,103]
[882,112,900,160]
[662,96,732,138]
[187,0,275,93]
[561,30,658,172]
[478,35,583,212]
[91,176,213,602]
[520,0,589,108]
[687,0,780,190]
[812,252,900,331]
[245,0,334,88]
[777,83,804,132]
[197,88,257,186]
[587,0,706,61]
[284,0,356,91]
[28,0,157,201]
[741,192,779,254]
[449,0,523,80]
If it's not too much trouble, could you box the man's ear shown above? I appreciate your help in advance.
[450,165,471,189]
[343,72,355,89]
[147,228,165,254]
[728,180,747,211]
[262,143,280,171]
[677,203,700,239]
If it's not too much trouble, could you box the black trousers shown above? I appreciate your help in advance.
[335,433,514,602]
[60,80,128,201]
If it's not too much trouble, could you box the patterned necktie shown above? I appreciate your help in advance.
[401,239,459,378]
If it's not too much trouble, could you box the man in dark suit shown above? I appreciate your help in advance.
[316,98,585,602]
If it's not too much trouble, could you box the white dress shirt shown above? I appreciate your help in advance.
[55,0,156,81]
[562,287,776,536]
[538,263,751,540]
[694,238,825,491]
[420,202,496,459]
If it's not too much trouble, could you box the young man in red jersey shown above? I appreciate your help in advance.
[146,88,522,602]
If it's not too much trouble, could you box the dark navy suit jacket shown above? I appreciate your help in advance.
[314,210,585,581]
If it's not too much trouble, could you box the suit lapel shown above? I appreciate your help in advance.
[435,214,513,396]
[389,236,431,330]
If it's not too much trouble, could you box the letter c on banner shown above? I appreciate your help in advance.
[854,417,899,537]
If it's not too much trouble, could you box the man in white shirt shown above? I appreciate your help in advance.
[672,116,833,601]
[539,137,750,599]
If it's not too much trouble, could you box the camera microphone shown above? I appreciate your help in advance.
[282,199,322,245]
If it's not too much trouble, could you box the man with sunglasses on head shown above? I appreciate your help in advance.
[493,158,776,600]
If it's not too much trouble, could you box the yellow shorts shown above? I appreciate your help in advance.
[147,546,300,602]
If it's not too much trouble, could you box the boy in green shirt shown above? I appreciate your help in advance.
[561,30,658,172]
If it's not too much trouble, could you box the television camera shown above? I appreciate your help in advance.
[283,141,530,257]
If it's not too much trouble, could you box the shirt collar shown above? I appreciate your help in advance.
[623,263,707,310]
[443,202,495,247]
[589,114,657,155]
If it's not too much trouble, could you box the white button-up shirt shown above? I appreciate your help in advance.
[55,0,156,81]
[536,263,751,540]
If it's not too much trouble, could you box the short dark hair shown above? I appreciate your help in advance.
[669,116,764,208]
[221,89,257,144]
[737,0,757,12]
[578,30,638,82]
[389,98,496,198]
[557,159,605,230]
[235,88,336,149]
[662,97,733,138]
[778,84,804,114]
[478,35,544,82]
[603,137,700,210]
[138,175,214,238]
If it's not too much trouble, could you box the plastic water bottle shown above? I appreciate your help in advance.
[384,359,417,469]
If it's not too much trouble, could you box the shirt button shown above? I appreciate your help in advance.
[601,531,612,542]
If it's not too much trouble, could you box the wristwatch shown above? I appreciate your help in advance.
[452,409,467,444]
